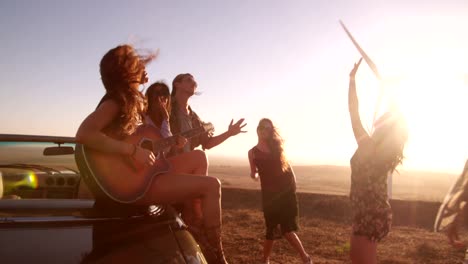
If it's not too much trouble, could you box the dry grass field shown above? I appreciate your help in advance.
[211,164,459,202]
[208,165,464,263]
[220,188,465,264]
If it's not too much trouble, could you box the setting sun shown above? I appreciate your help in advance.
[394,71,466,172]
[356,62,467,173]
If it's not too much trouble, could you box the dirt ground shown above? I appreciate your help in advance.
[220,188,466,264]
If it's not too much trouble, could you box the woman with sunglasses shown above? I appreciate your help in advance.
[348,58,408,264]
[144,81,228,263]
[76,45,229,264]
[145,81,215,177]
[145,81,186,150]
[169,73,247,155]
[248,118,312,264]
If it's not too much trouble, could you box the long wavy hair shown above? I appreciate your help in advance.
[145,81,171,126]
[99,45,155,136]
[372,112,408,173]
[257,118,289,172]
[171,73,194,97]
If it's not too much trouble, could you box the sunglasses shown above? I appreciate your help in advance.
[258,125,273,130]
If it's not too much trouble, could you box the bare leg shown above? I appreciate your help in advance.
[167,150,207,226]
[167,150,208,175]
[283,232,310,263]
[350,234,377,264]
[140,172,227,263]
[139,173,221,228]
[263,239,274,263]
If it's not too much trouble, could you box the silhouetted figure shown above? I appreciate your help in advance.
[347,58,408,264]
[144,81,222,262]
[248,118,312,264]
[76,45,228,264]
[444,160,468,261]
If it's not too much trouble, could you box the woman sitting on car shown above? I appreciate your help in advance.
[75,44,229,264]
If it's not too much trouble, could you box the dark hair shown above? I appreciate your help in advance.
[257,118,289,172]
[145,81,171,125]
[99,45,156,135]
[372,112,408,173]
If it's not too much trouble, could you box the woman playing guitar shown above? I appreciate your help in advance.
[75,45,228,264]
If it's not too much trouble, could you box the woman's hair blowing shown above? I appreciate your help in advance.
[99,45,155,136]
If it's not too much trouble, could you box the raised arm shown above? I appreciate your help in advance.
[203,118,247,150]
[248,149,258,180]
[348,58,370,145]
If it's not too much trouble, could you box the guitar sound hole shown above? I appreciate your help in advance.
[141,140,153,152]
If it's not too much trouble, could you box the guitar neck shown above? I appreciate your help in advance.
[152,127,205,151]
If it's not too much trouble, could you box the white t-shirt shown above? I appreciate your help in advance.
[144,115,173,155]
[144,115,172,138]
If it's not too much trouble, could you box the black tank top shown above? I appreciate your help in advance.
[251,147,296,192]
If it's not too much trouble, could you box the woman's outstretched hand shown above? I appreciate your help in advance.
[228,118,247,136]
[350,58,363,78]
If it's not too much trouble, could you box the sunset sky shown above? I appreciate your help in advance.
[1,0,466,173]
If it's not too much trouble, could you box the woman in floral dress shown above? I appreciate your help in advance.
[348,58,408,263]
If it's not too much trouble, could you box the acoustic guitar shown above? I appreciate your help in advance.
[75,123,214,203]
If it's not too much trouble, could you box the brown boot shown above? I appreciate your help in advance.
[204,225,228,264]
[186,221,216,263]
[186,220,207,248]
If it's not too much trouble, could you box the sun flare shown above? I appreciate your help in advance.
[383,71,465,172]
[355,62,467,173]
